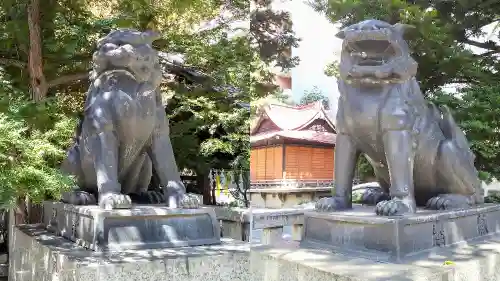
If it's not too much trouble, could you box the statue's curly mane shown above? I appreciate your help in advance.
[90,29,162,86]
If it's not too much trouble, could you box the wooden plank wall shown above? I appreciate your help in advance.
[284,145,334,180]
[250,146,283,181]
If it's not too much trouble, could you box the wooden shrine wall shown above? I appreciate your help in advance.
[250,145,283,181]
[283,145,334,180]
[250,144,335,182]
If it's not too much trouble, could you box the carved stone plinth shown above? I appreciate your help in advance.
[42,201,221,251]
[301,204,500,262]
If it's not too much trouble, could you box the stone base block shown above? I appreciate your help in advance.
[301,204,500,262]
[42,202,221,251]
[248,188,331,209]
[12,223,500,281]
[252,234,500,281]
[9,224,250,281]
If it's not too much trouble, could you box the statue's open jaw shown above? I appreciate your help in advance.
[347,40,396,67]
[342,36,404,84]
[337,23,417,85]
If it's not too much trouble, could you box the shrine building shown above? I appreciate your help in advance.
[249,101,337,208]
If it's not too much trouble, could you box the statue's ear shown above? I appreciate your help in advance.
[392,23,417,39]
[335,29,345,39]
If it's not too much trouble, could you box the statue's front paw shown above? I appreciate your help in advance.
[375,199,413,216]
[315,196,350,212]
[358,188,390,205]
[178,193,200,209]
[426,194,470,210]
[99,193,132,210]
[61,190,97,205]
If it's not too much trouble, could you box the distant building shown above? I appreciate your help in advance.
[249,101,336,208]
[268,0,293,100]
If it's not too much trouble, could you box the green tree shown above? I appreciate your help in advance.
[429,85,500,181]
[309,0,500,94]
[310,0,500,181]
[0,0,300,209]
[0,71,76,221]
[300,86,330,109]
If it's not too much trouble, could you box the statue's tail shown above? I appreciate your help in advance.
[434,104,475,164]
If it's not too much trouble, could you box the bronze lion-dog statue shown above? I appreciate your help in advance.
[61,29,199,210]
[316,20,483,216]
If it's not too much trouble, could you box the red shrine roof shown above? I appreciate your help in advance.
[250,101,337,146]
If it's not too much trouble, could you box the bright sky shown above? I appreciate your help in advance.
[283,0,499,107]
[287,0,342,108]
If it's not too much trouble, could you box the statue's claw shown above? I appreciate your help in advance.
[99,193,132,210]
[375,199,411,216]
[315,196,350,212]
[426,194,470,210]
[360,188,390,205]
[178,193,200,209]
[61,190,97,205]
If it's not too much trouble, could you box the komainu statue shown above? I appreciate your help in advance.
[61,29,199,210]
[315,20,483,216]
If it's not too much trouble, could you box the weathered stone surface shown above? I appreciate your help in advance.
[43,202,220,251]
[248,187,331,208]
[13,222,500,281]
[214,206,311,229]
[301,204,500,262]
[10,225,249,281]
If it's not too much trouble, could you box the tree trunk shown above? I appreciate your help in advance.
[198,171,211,205]
[27,0,47,102]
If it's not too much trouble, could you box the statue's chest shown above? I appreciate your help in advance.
[341,91,385,134]
[115,92,158,140]
[118,92,157,122]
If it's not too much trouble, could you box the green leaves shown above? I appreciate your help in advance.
[311,0,500,181]
[300,86,330,108]
[0,108,76,207]
[430,84,500,181]
[308,0,500,93]
[0,0,298,205]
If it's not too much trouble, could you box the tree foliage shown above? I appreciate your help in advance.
[310,0,500,94]
[0,0,299,207]
[0,73,76,208]
[310,0,500,181]
[429,84,500,182]
[300,86,330,109]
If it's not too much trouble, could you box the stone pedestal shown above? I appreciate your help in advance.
[42,202,221,251]
[301,204,500,262]
[9,225,250,281]
[251,235,500,281]
[248,203,500,281]
[248,187,331,208]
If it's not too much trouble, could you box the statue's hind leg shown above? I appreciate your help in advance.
[60,144,97,205]
[426,140,483,210]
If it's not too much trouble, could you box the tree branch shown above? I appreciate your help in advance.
[461,38,500,52]
[474,50,500,57]
[0,57,26,68]
[47,72,89,88]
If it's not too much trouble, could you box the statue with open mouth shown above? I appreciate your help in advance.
[315,19,483,216]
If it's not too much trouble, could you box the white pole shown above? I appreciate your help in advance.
[248,206,254,244]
